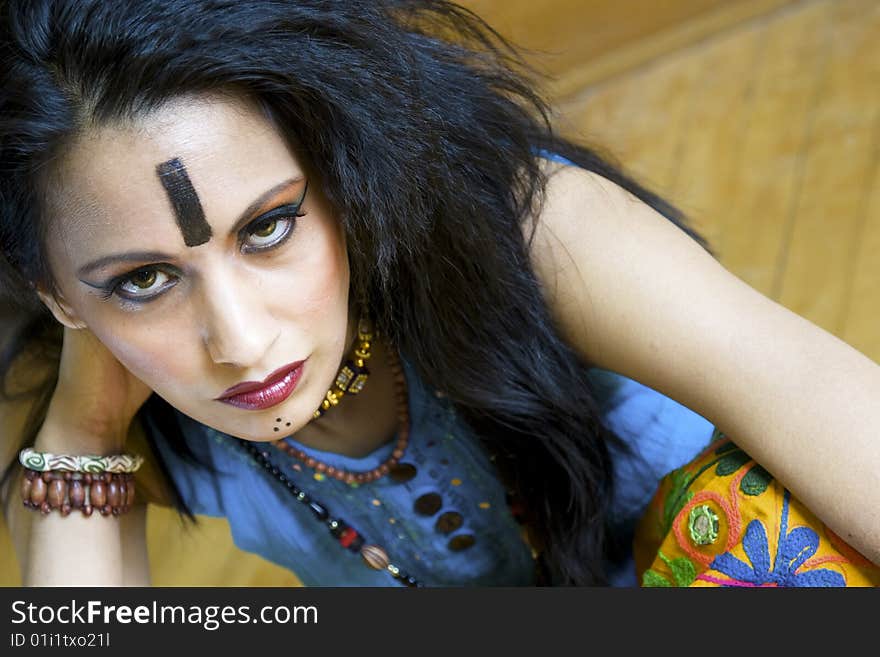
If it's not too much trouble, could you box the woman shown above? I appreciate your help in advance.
[1,0,877,587]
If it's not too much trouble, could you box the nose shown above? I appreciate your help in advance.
[198,268,279,369]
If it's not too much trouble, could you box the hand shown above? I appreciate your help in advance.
[40,326,153,453]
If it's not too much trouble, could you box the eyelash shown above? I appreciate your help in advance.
[97,202,307,305]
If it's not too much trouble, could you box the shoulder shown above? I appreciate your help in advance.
[523,154,770,424]
[524,155,715,371]
[523,156,875,487]
[526,154,704,289]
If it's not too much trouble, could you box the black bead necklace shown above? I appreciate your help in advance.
[239,440,422,587]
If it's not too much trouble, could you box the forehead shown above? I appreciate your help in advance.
[48,95,300,244]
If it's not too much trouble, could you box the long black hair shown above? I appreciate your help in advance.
[0,0,713,585]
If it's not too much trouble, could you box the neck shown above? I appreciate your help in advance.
[289,330,401,459]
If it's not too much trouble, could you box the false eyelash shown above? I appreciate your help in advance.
[95,265,178,302]
[96,182,310,305]
[242,203,307,236]
[95,211,302,303]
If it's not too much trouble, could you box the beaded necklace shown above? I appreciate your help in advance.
[239,440,421,586]
[239,441,422,587]
[311,315,374,420]
[272,343,409,484]
[239,336,422,587]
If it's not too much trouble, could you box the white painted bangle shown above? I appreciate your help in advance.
[18,447,144,474]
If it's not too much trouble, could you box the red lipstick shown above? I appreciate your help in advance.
[215,359,306,411]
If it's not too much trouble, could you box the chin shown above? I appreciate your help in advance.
[244,434,287,443]
[238,414,312,443]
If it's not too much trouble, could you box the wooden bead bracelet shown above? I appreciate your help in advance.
[20,469,136,517]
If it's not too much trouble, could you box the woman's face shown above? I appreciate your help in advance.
[41,94,354,442]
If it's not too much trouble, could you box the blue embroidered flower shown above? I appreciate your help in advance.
[709,491,845,587]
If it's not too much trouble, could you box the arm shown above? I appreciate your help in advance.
[0,327,157,586]
[1,394,153,586]
[527,161,880,564]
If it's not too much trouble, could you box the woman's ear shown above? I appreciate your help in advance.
[35,285,86,330]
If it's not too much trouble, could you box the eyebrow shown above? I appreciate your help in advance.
[76,177,303,279]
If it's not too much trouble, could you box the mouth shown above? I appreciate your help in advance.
[215,359,306,411]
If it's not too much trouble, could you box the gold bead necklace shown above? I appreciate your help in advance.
[312,315,374,420]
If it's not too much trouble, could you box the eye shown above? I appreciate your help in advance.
[240,204,304,254]
[95,183,309,308]
[113,267,176,301]
[240,181,308,254]
[242,212,296,252]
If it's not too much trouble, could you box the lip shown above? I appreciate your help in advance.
[215,359,306,411]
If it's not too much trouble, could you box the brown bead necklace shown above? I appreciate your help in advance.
[272,334,410,486]
[243,332,420,586]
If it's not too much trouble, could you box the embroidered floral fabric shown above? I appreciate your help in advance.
[633,431,880,587]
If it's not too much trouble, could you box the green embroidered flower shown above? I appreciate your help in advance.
[642,551,697,587]
[740,464,772,496]
[688,504,719,545]
[715,449,751,475]
[714,442,774,496]
[660,467,694,535]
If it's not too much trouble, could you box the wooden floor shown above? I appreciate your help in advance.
[2,0,878,586]
[556,0,880,360]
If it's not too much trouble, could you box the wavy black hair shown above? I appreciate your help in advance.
[0,0,713,585]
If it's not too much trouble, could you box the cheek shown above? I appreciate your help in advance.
[53,270,200,394]
[91,323,197,389]
[271,218,350,319]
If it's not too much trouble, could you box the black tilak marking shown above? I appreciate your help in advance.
[155,157,212,247]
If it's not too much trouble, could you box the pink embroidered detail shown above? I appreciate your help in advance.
[802,555,850,568]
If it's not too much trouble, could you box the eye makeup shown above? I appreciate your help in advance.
[80,185,309,306]
[76,178,308,280]
[155,157,213,247]
[238,197,306,254]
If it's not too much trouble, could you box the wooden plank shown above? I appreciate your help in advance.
[462,0,797,100]
[714,0,833,296]
[663,18,767,254]
[0,522,18,585]
[775,0,880,333]
[839,93,880,361]
[559,50,706,196]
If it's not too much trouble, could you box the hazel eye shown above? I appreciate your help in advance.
[116,268,174,299]
[240,182,308,254]
[130,270,157,288]
[245,217,289,248]
[253,219,277,238]
[240,203,303,254]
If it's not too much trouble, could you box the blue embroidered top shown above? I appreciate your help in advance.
[145,355,715,586]
[144,150,716,586]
